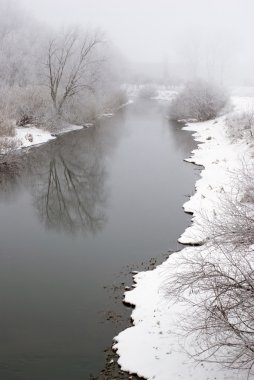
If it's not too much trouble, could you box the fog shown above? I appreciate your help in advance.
[0,0,253,86]
[15,0,254,85]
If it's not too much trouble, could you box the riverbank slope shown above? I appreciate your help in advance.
[114,95,254,380]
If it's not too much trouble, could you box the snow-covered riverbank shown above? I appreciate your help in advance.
[0,123,85,154]
[114,96,254,380]
[0,99,134,155]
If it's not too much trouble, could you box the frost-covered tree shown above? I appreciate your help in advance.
[169,80,228,121]
[46,30,103,114]
[0,0,127,134]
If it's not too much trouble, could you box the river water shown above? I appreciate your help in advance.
[0,99,197,379]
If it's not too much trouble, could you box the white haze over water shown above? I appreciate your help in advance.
[18,0,254,84]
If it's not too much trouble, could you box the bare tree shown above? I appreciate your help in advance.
[0,1,126,136]
[166,246,254,376]
[46,29,102,114]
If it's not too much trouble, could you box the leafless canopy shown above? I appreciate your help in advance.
[46,29,102,114]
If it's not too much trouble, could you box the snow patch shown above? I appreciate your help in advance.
[0,124,86,154]
[16,126,55,148]
[54,124,84,135]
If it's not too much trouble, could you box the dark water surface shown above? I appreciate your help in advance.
[0,100,197,379]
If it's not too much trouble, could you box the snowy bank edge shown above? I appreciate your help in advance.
[0,124,86,155]
[113,96,254,380]
[0,99,135,155]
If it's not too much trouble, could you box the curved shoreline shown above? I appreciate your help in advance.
[113,96,254,380]
[0,100,134,157]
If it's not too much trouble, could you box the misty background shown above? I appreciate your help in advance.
[0,0,253,141]
[17,0,254,85]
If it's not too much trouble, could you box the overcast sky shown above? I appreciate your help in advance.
[18,0,254,64]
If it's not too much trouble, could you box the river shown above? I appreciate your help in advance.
[0,99,197,379]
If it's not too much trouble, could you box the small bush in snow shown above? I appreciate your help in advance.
[169,80,228,122]
[0,137,19,154]
[13,86,52,127]
[226,111,254,140]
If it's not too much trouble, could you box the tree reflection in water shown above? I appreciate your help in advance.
[40,153,106,234]
[0,159,23,200]
[26,128,109,235]
[0,108,126,235]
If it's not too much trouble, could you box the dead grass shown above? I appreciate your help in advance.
[0,119,16,137]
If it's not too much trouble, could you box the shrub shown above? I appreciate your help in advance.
[0,111,18,154]
[226,111,254,140]
[13,86,52,127]
[0,137,19,154]
[61,93,99,126]
[166,165,254,374]
[169,80,229,121]
[0,86,53,130]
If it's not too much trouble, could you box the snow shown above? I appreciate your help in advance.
[123,83,180,102]
[0,124,85,154]
[0,96,135,155]
[118,99,134,109]
[231,96,254,112]
[152,89,178,102]
[0,126,56,154]
[102,113,114,117]
[54,124,84,135]
[16,126,55,148]
[114,95,254,379]
[179,117,252,245]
